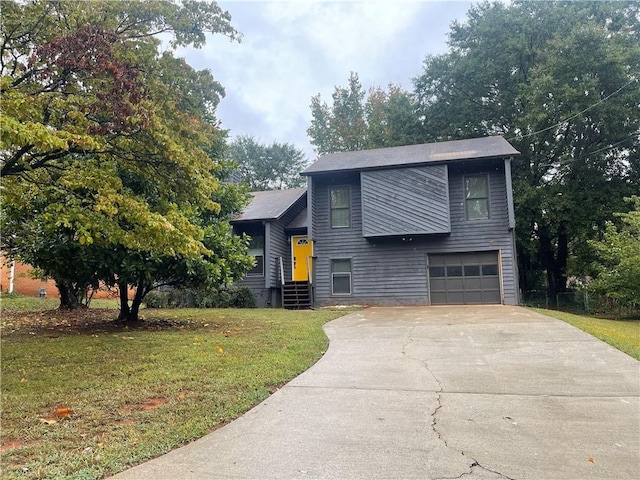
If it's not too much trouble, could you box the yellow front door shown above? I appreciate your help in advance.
[292,235,313,281]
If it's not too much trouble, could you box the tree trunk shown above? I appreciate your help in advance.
[538,228,558,302]
[554,224,568,293]
[117,280,130,321]
[538,223,570,303]
[119,281,147,323]
[56,280,86,309]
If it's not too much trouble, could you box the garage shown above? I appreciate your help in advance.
[428,252,501,305]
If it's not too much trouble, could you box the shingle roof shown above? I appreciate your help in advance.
[232,187,307,222]
[302,136,519,175]
[285,208,307,230]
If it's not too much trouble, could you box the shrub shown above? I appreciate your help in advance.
[144,286,256,309]
[229,286,256,308]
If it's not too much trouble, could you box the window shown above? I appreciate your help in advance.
[465,175,489,220]
[330,186,350,228]
[247,234,264,276]
[429,266,445,278]
[331,259,352,295]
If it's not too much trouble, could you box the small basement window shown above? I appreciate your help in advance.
[331,259,352,295]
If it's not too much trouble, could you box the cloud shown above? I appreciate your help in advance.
[177,1,472,158]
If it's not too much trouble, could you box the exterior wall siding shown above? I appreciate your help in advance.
[361,165,450,236]
[311,159,518,306]
[235,196,307,307]
[267,197,307,288]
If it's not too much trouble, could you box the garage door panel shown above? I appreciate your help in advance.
[482,290,501,304]
[431,292,448,304]
[465,278,482,290]
[481,277,500,289]
[429,252,501,305]
[464,291,483,304]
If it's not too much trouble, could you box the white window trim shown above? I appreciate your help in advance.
[464,174,490,221]
[329,185,351,229]
[331,258,352,296]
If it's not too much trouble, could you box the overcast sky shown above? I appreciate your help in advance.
[176,0,473,160]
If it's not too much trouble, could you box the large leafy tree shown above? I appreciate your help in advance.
[413,0,640,299]
[589,196,640,309]
[226,135,308,190]
[307,72,423,155]
[1,0,251,319]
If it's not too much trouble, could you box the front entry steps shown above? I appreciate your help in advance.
[282,281,312,309]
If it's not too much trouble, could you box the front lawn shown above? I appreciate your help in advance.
[532,308,640,360]
[0,305,345,479]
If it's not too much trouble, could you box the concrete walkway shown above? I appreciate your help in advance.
[112,306,640,479]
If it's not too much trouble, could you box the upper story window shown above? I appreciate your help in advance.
[247,234,264,276]
[330,186,350,228]
[464,175,489,220]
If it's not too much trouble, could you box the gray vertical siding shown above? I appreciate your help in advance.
[235,195,307,307]
[361,165,450,236]
[266,197,307,287]
[307,176,315,240]
[311,159,519,306]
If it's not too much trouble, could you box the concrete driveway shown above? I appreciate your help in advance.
[112,306,639,480]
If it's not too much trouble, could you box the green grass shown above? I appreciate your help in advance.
[0,305,345,479]
[0,294,119,313]
[532,308,640,360]
[0,293,60,312]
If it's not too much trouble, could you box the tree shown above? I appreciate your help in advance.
[589,196,640,309]
[413,0,640,299]
[1,0,252,320]
[308,72,366,154]
[227,135,308,190]
[308,72,423,155]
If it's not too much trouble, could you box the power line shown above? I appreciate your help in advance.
[508,79,636,141]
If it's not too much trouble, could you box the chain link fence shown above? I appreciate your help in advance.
[521,289,639,317]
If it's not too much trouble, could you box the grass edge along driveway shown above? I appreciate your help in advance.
[531,308,640,360]
[0,307,346,480]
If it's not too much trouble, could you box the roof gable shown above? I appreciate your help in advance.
[302,136,519,175]
[232,187,307,222]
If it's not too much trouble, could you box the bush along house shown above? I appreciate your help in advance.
[234,136,521,308]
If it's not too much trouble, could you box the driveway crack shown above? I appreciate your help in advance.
[421,358,516,480]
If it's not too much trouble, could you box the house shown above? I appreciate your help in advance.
[234,135,520,308]
[304,135,520,306]
[231,187,309,308]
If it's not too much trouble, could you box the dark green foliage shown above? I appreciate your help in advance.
[144,286,256,309]
[308,72,423,155]
[226,135,308,190]
[412,0,640,299]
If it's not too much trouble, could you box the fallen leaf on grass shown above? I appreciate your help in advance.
[55,408,74,418]
[587,457,596,463]
[39,417,57,425]
[216,345,224,354]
